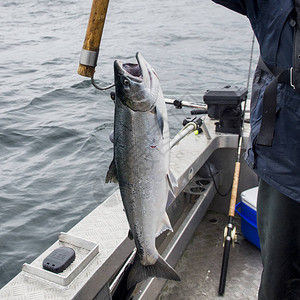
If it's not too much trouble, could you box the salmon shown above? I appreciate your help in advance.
[106,52,180,288]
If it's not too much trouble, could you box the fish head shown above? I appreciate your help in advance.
[114,52,160,112]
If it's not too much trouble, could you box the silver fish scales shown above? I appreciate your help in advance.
[106,52,180,288]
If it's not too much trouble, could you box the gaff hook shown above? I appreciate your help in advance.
[91,75,115,91]
[77,0,112,90]
[78,49,115,90]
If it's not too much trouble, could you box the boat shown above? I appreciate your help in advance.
[0,1,263,298]
[0,96,262,299]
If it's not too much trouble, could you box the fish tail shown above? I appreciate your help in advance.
[127,254,180,289]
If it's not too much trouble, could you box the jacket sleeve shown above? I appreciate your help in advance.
[212,0,247,15]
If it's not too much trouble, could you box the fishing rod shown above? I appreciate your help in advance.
[165,97,207,110]
[110,92,208,111]
[218,33,255,296]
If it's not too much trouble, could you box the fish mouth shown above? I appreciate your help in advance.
[114,52,149,83]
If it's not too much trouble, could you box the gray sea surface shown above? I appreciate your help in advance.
[0,0,258,288]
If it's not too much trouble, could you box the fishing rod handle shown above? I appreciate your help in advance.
[78,0,110,78]
[229,162,241,217]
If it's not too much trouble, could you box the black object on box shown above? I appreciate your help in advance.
[43,247,75,273]
[203,85,248,134]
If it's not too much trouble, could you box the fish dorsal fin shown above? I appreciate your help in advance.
[155,106,164,137]
[105,159,118,183]
[156,212,173,237]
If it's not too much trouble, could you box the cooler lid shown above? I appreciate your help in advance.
[240,186,258,211]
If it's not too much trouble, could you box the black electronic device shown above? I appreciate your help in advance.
[203,85,248,134]
[43,247,75,273]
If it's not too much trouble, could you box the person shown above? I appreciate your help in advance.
[211,1,300,299]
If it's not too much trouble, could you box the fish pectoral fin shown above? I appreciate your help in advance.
[105,159,118,183]
[127,254,180,289]
[155,106,164,137]
[156,212,173,237]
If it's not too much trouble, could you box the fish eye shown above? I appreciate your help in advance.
[123,79,130,86]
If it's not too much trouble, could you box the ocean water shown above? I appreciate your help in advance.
[0,0,258,288]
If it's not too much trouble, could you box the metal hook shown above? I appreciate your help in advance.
[91,75,115,91]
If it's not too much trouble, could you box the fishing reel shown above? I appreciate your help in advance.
[223,225,239,248]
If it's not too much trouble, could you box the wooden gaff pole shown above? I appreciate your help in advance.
[77,0,110,78]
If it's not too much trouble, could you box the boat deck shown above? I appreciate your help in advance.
[0,118,260,300]
[158,211,262,300]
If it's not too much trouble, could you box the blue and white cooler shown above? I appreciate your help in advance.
[236,186,260,249]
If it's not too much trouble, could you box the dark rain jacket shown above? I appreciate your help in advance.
[212,0,300,202]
